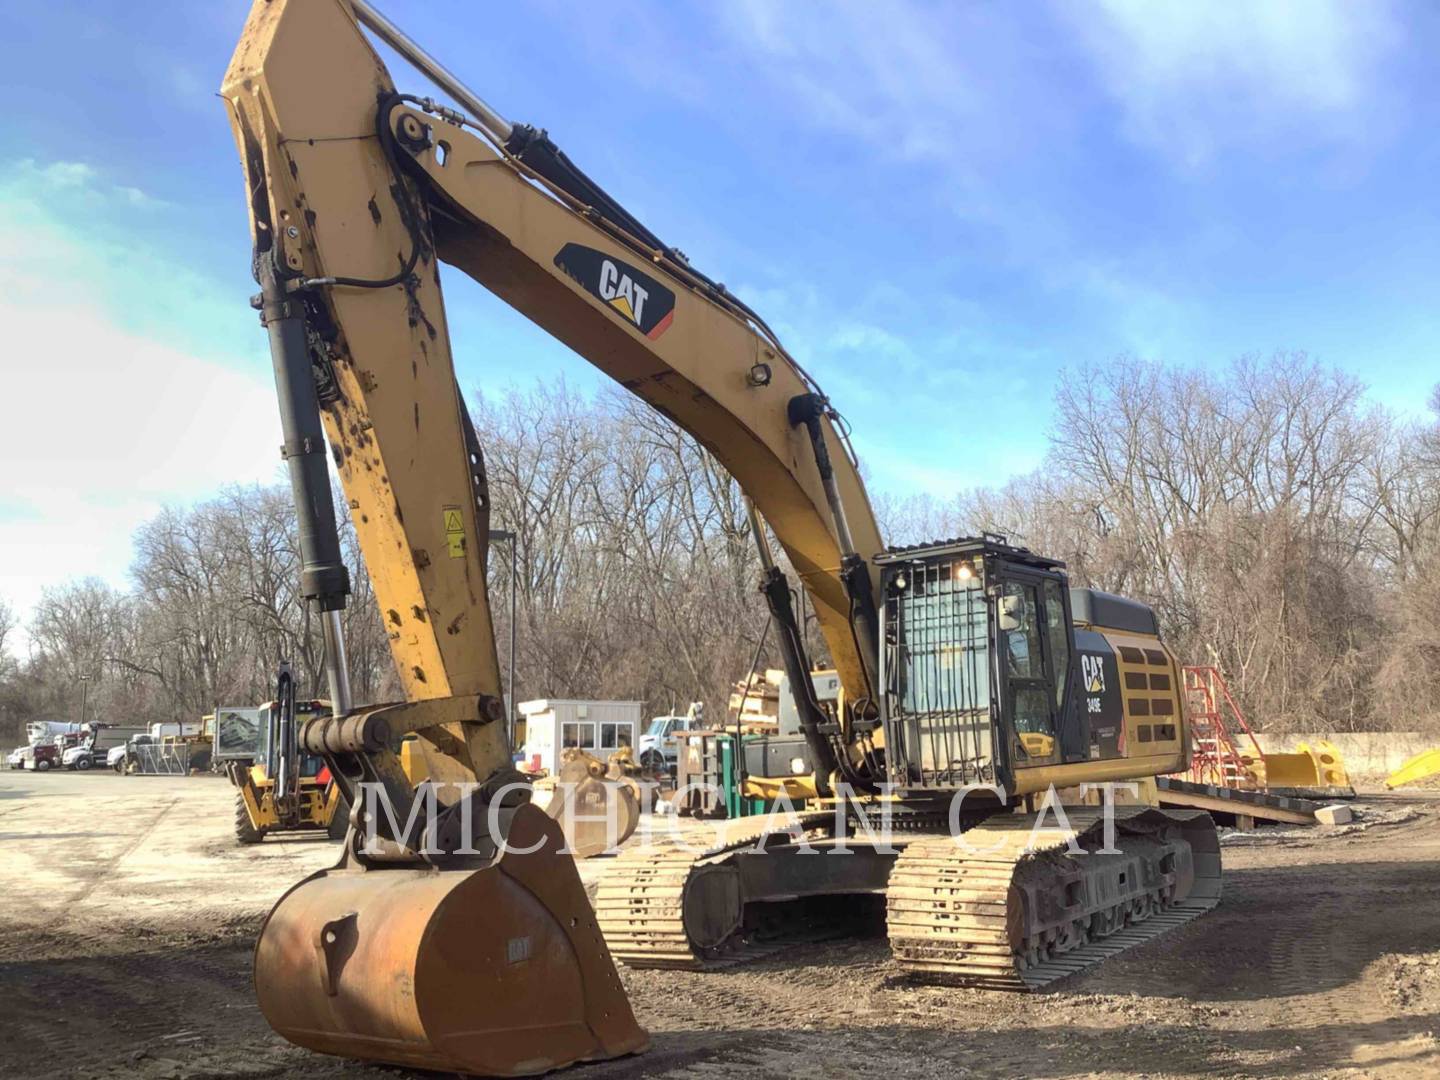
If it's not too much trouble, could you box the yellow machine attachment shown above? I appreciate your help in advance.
[1386,747,1440,789]
[741,773,819,802]
[531,748,643,858]
[1242,738,1355,799]
[256,804,636,1075]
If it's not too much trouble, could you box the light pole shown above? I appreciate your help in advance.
[78,674,91,728]
[488,529,518,746]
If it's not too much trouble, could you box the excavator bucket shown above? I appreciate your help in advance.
[1386,747,1440,789]
[542,750,641,858]
[254,804,647,1076]
[1261,739,1355,798]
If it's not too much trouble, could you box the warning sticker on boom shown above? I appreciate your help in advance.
[443,506,465,558]
[553,243,676,340]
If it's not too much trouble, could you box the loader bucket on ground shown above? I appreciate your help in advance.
[1262,739,1355,798]
[254,804,647,1076]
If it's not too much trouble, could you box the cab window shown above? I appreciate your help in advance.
[1000,582,1043,681]
[1042,579,1070,712]
[1001,581,1054,737]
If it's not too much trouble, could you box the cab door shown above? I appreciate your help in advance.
[997,571,1087,767]
[1039,577,1088,762]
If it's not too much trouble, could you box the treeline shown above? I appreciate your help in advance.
[0,487,396,745]
[0,383,772,744]
[887,353,1440,734]
[2,354,1437,746]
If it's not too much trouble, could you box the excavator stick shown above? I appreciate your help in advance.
[222,0,648,1072]
[255,804,646,1075]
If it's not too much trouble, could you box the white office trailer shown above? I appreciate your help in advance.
[517,699,642,775]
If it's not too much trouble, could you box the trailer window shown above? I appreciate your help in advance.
[599,722,632,750]
[562,721,595,749]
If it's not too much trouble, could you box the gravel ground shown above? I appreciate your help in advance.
[2,769,1438,1079]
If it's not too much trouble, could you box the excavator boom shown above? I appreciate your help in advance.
[222,1,1221,1071]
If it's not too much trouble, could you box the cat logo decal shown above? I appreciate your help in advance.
[553,243,676,339]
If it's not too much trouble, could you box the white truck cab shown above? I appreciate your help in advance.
[638,702,705,772]
[64,724,146,770]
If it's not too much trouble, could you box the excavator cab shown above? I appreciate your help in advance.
[878,536,1088,797]
[878,535,1192,801]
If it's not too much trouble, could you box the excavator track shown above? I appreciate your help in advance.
[887,806,1221,989]
[601,805,1220,987]
[596,812,840,969]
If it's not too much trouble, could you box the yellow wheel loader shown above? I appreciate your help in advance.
[225,671,346,844]
[220,1,1224,1072]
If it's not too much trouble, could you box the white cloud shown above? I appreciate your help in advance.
[712,0,1056,195]
[1063,0,1402,167]
[0,159,277,650]
[699,3,1203,346]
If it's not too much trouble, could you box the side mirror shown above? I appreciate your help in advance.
[998,593,1024,632]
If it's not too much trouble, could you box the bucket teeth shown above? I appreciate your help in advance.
[254,804,647,1076]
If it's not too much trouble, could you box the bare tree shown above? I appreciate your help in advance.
[959,354,1395,732]
[0,598,15,661]
[5,360,1436,744]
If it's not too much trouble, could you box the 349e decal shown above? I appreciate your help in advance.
[554,243,675,340]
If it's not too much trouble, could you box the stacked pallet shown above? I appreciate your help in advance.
[727,668,783,732]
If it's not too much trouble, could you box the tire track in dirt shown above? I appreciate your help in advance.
[1260,828,1440,1076]
[60,797,181,912]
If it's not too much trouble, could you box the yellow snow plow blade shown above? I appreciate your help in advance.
[254,804,647,1076]
[1260,739,1355,798]
[1386,748,1440,789]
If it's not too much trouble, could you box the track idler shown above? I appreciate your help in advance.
[254,803,647,1076]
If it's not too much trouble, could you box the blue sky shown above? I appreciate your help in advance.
[2,0,1438,636]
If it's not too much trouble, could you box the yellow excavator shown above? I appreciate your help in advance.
[222,0,1220,1073]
